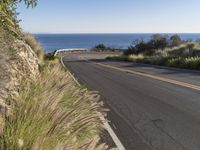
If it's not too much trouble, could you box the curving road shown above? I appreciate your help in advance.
[62,52,200,150]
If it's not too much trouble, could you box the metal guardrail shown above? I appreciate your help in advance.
[54,48,89,56]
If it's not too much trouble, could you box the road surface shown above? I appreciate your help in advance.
[62,52,200,150]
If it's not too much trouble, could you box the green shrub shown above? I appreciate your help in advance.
[150,34,168,50]
[169,34,182,47]
[123,47,137,56]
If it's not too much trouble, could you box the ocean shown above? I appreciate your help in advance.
[35,33,200,53]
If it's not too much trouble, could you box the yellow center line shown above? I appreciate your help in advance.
[80,56,200,91]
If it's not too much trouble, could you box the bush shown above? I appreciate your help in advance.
[124,40,153,55]
[124,46,137,56]
[92,44,107,51]
[92,44,122,52]
[135,40,151,53]
[125,34,169,56]
[150,34,168,50]
[169,34,182,47]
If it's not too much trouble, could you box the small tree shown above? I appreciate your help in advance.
[135,40,150,53]
[150,34,168,50]
[170,34,182,47]
[124,39,154,55]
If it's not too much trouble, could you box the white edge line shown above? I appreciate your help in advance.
[61,56,126,150]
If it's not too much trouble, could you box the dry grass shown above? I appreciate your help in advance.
[0,28,108,149]
[0,62,104,150]
[108,42,200,70]
[108,54,200,70]
[23,33,44,64]
[129,54,144,61]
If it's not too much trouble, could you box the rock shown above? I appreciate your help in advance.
[0,39,39,117]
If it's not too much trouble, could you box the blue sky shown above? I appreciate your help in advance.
[18,0,200,33]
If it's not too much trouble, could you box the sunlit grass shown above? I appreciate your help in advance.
[107,42,200,70]
[108,54,200,70]
[23,33,44,64]
[0,63,103,150]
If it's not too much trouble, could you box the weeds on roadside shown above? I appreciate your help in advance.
[108,54,200,70]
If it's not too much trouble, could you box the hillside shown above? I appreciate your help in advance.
[0,1,112,149]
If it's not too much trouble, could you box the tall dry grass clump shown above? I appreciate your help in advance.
[0,63,103,150]
[23,33,44,64]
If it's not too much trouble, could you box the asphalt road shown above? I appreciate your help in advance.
[62,52,200,150]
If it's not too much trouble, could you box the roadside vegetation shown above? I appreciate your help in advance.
[0,1,108,149]
[107,34,200,70]
[91,44,123,52]
[1,61,104,149]
[23,33,44,63]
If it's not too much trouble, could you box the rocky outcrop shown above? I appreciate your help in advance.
[0,39,39,116]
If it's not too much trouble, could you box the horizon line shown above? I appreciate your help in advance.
[32,32,200,34]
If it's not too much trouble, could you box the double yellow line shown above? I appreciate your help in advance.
[80,56,200,91]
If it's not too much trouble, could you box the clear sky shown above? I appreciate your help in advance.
[17,0,200,33]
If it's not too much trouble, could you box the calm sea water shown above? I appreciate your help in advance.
[35,34,200,52]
